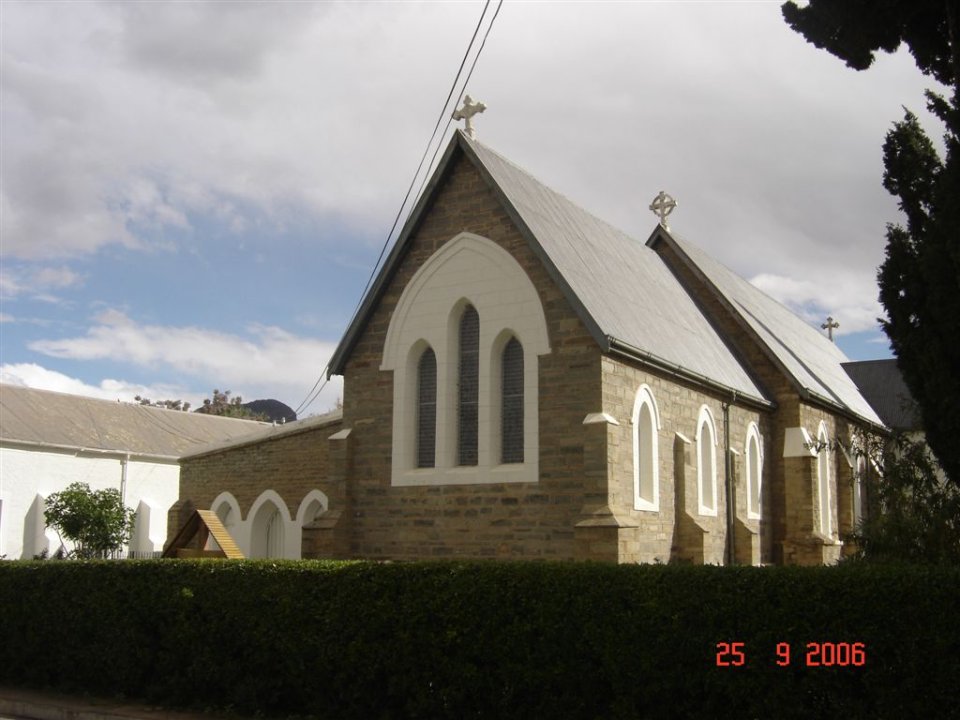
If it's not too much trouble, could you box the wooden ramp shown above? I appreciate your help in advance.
[162,509,244,559]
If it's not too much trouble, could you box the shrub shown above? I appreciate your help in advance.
[0,561,956,719]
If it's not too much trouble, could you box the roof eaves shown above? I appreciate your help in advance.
[327,134,467,378]
[0,437,180,464]
[798,386,889,435]
[607,337,774,411]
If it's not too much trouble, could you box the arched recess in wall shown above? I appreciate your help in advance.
[696,405,718,517]
[632,384,661,512]
[248,490,292,559]
[295,489,330,558]
[381,232,550,486]
[296,490,329,527]
[817,422,832,538]
[208,491,243,554]
[745,423,763,520]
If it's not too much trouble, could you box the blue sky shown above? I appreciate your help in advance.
[0,1,943,416]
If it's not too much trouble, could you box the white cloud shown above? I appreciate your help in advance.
[0,265,83,300]
[749,272,884,336]
[0,362,198,406]
[25,310,342,412]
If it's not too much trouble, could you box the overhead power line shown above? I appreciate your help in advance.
[295,0,503,417]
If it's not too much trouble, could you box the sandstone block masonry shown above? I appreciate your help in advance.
[173,145,869,567]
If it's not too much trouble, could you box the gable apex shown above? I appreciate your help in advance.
[328,132,767,404]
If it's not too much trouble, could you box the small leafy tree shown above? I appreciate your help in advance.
[851,431,960,564]
[44,482,135,559]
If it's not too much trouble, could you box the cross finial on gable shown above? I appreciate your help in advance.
[453,95,486,139]
[821,316,840,342]
[649,191,677,229]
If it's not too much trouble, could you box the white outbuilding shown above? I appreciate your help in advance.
[0,384,267,559]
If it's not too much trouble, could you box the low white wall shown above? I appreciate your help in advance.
[0,446,179,559]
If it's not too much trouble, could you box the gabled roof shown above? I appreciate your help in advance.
[0,384,271,460]
[328,131,767,406]
[649,231,884,427]
[842,359,919,430]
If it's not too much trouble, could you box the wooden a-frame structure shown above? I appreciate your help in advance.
[162,509,244,559]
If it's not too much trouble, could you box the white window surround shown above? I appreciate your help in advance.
[381,232,551,487]
[631,384,661,512]
[696,405,719,517]
[745,422,763,520]
[817,422,832,538]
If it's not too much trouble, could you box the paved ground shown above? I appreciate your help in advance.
[0,687,234,720]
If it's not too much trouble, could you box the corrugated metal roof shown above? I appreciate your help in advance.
[0,384,271,459]
[842,359,919,430]
[328,131,884,423]
[658,233,884,426]
[463,136,765,401]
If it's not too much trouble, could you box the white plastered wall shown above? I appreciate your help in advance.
[0,446,178,559]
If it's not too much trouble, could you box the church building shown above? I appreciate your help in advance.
[172,121,884,566]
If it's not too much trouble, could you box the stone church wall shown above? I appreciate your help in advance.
[339,152,603,560]
[175,417,342,539]
[601,355,771,565]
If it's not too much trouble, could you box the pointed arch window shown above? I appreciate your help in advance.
[417,348,437,468]
[501,337,524,463]
[817,423,832,537]
[632,385,660,512]
[458,305,479,465]
[745,424,762,520]
[697,406,718,516]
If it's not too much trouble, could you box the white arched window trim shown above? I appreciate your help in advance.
[381,232,550,487]
[696,405,718,517]
[631,384,661,512]
[745,423,763,520]
[817,421,832,538]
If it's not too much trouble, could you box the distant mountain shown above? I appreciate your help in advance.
[243,399,297,424]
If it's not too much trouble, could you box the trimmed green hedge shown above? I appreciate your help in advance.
[1,561,957,719]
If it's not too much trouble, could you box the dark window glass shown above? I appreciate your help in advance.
[458,306,479,465]
[501,337,524,463]
[417,348,436,468]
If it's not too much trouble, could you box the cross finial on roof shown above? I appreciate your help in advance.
[821,316,839,342]
[649,191,677,229]
[452,95,486,139]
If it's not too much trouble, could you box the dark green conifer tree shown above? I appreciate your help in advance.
[783,0,960,484]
